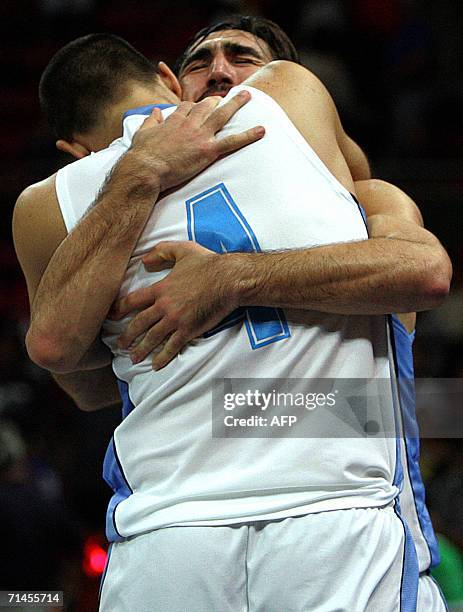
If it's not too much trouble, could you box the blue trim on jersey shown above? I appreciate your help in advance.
[103,437,133,542]
[123,103,176,119]
[395,497,419,611]
[351,194,440,580]
[117,379,136,419]
[388,315,404,492]
[392,315,440,567]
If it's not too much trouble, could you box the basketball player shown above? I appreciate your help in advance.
[162,19,450,608]
[108,24,449,607]
[15,34,454,609]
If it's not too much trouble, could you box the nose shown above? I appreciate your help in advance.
[207,52,235,86]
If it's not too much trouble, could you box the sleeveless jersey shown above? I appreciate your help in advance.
[56,85,402,542]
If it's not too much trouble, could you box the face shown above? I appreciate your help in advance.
[179,30,274,102]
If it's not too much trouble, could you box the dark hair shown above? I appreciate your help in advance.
[39,33,158,140]
[175,15,300,75]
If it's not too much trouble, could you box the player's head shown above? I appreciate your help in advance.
[176,15,300,102]
[39,33,182,155]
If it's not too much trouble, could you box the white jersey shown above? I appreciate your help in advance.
[56,85,402,542]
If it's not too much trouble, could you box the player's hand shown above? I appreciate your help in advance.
[130,90,265,192]
[111,241,238,369]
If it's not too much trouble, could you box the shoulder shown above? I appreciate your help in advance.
[13,173,68,293]
[241,61,355,192]
[14,174,61,237]
[244,61,334,110]
[243,60,339,138]
[247,60,326,89]
[16,173,57,209]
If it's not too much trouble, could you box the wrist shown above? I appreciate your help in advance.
[115,149,163,199]
[91,149,163,242]
[222,252,260,307]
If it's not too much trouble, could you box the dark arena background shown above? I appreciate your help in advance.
[1,1,462,610]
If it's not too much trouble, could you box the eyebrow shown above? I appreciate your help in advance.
[181,42,266,72]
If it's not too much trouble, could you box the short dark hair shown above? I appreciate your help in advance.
[39,33,158,140]
[175,15,300,76]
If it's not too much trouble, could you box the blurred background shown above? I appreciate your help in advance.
[0,0,462,609]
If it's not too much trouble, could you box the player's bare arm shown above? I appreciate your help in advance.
[15,92,264,375]
[113,178,451,369]
[12,172,120,408]
[110,60,451,369]
[52,365,122,411]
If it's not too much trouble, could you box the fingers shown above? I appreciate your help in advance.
[205,89,251,133]
[128,319,173,364]
[141,248,175,273]
[139,107,164,131]
[109,285,158,320]
[187,95,221,122]
[177,90,251,131]
[141,101,194,133]
[118,305,161,349]
[142,241,192,271]
[169,100,194,119]
[216,126,265,156]
[151,331,188,370]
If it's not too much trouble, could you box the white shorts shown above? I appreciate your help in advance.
[100,505,425,611]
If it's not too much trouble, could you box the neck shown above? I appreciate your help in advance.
[78,84,181,152]
[153,88,180,105]
[98,92,180,150]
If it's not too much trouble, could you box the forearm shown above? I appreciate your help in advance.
[27,150,161,372]
[26,94,262,373]
[114,208,451,369]
[228,229,451,315]
[52,365,121,412]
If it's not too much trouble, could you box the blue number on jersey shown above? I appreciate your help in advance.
[186,183,290,349]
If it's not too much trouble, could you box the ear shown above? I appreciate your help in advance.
[56,139,91,159]
[158,61,182,98]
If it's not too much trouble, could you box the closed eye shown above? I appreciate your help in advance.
[187,62,209,72]
[233,55,266,66]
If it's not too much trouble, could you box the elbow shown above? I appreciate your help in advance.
[26,328,76,373]
[419,250,452,309]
